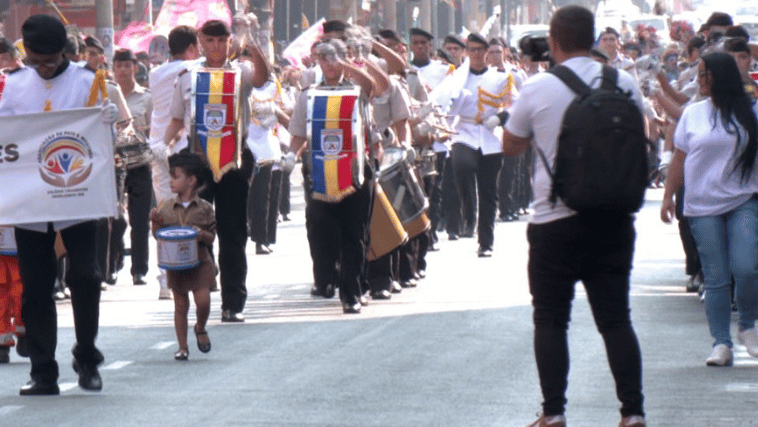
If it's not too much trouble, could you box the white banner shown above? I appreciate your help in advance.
[0,108,118,224]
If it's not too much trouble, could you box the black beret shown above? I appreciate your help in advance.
[84,35,104,52]
[443,35,465,48]
[113,48,137,62]
[410,28,434,40]
[378,29,402,43]
[436,48,453,63]
[705,12,733,28]
[200,20,231,37]
[323,20,348,34]
[22,14,67,55]
[489,37,506,48]
[467,33,489,47]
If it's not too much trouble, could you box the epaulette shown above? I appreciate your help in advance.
[406,69,418,75]
[178,68,189,77]
[447,64,456,74]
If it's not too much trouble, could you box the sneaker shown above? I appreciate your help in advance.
[619,415,646,427]
[158,289,173,300]
[525,413,566,427]
[738,328,758,357]
[705,344,733,367]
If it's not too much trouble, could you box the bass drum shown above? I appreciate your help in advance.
[378,153,430,239]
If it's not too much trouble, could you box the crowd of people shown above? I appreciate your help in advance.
[1,5,758,427]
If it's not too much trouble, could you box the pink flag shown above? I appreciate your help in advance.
[115,0,232,54]
[282,18,325,69]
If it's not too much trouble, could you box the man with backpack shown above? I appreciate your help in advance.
[502,5,647,427]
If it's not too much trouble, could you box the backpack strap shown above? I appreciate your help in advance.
[600,65,619,91]
[547,65,592,97]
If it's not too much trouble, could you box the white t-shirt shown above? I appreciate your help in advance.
[506,56,644,224]
[675,98,758,217]
[149,59,190,151]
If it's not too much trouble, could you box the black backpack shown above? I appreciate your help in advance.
[536,64,649,214]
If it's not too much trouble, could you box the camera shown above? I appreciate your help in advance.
[519,35,551,62]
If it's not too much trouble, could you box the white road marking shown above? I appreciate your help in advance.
[59,382,78,392]
[726,383,758,392]
[0,405,23,415]
[263,294,280,299]
[150,341,175,350]
[103,361,133,370]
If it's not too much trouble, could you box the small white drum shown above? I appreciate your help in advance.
[0,225,17,256]
[156,227,200,270]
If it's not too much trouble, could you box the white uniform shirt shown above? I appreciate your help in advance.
[246,80,282,163]
[0,62,100,231]
[411,59,453,93]
[609,52,638,82]
[149,59,191,151]
[506,56,644,224]
[449,67,516,155]
[675,98,758,217]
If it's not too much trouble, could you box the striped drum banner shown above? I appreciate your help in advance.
[191,69,241,182]
[307,87,365,202]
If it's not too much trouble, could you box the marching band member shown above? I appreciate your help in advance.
[289,38,382,314]
[148,25,200,299]
[113,48,154,286]
[447,33,517,257]
[0,15,118,395]
[442,35,466,68]
[163,19,269,323]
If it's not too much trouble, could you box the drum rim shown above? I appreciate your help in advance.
[156,226,199,240]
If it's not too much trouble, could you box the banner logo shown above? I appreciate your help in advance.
[321,129,343,157]
[38,132,94,188]
[203,104,226,132]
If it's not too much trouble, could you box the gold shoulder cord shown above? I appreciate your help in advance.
[86,69,109,107]
[476,73,514,122]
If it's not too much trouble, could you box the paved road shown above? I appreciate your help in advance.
[1,177,757,427]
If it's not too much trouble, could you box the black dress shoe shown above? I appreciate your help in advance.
[255,243,271,255]
[221,310,245,323]
[390,280,403,294]
[371,290,392,300]
[460,226,475,238]
[359,295,369,306]
[477,246,493,258]
[417,269,426,279]
[20,380,60,396]
[105,272,117,285]
[342,301,361,314]
[310,284,335,298]
[72,360,102,391]
[448,233,459,241]
[400,278,417,288]
[133,274,147,285]
[0,345,9,363]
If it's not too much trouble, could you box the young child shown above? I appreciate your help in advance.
[150,152,216,361]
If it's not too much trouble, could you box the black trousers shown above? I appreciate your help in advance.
[200,149,253,313]
[527,214,644,418]
[305,181,372,305]
[248,165,284,245]
[441,155,461,235]
[450,144,503,249]
[498,154,519,217]
[425,151,446,243]
[279,169,292,216]
[16,221,104,383]
[114,164,152,276]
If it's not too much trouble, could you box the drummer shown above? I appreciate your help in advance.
[289,38,383,314]
[163,19,270,323]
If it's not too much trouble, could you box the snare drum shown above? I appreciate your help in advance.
[367,184,408,261]
[0,225,17,256]
[378,154,431,239]
[156,227,200,270]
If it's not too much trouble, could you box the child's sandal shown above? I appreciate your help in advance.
[174,348,189,361]
[194,324,211,353]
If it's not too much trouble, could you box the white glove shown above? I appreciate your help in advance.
[102,99,119,124]
[659,150,673,168]
[281,152,296,173]
[483,115,500,131]
[415,102,434,120]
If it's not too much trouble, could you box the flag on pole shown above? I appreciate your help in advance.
[302,13,310,30]
[282,18,325,69]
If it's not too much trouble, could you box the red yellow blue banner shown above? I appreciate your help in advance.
[310,93,358,202]
[193,69,238,182]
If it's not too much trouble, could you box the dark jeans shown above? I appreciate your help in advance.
[675,186,701,277]
[117,164,152,276]
[305,182,372,305]
[450,144,502,249]
[527,214,644,418]
[16,221,104,383]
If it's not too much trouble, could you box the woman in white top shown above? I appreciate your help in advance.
[661,52,758,367]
